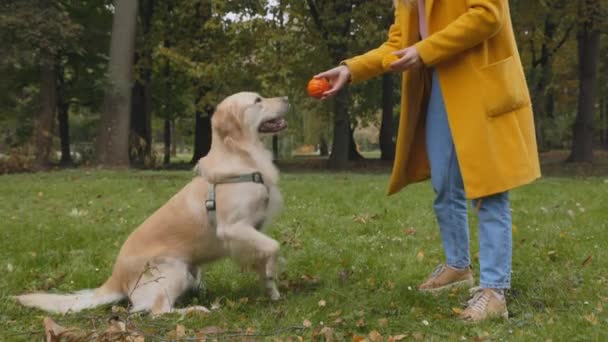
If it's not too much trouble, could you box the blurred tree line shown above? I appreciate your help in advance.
[0,0,606,172]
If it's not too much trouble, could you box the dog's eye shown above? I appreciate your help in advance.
[254,97,262,104]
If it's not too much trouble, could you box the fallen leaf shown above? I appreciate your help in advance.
[451,307,463,315]
[211,297,222,310]
[356,318,366,328]
[584,313,598,325]
[369,330,382,342]
[393,335,408,341]
[303,319,312,328]
[352,335,366,342]
[318,299,327,307]
[412,332,424,341]
[582,255,593,267]
[319,327,335,342]
[329,310,342,317]
[512,224,518,234]
[175,325,186,338]
[403,228,417,235]
[378,318,389,327]
[416,250,424,262]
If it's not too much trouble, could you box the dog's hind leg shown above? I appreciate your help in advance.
[217,223,281,300]
[127,259,208,315]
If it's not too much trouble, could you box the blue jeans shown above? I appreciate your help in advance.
[425,71,512,289]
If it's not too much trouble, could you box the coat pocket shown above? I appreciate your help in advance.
[478,56,529,117]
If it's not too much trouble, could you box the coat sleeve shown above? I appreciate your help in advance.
[414,0,505,66]
[342,7,403,84]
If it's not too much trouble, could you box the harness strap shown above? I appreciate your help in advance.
[206,172,265,227]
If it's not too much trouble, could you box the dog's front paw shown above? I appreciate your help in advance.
[269,289,281,301]
[266,281,280,301]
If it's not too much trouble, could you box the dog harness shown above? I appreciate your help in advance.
[205,172,265,227]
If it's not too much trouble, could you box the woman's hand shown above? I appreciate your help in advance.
[390,46,423,72]
[313,65,351,99]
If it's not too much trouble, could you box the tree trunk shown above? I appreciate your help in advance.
[380,73,396,160]
[319,136,328,156]
[191,106,213,163]
[129,0,154,166]
[33,49,57,169]
[56,61,73,166]
[96,0,138,167]
[129,76,151,165]
[171,119,177,157]
[531,17,555,151]
[329,89,351,169]
[163,119,171,165]
[272,136,279,161]
[57,102,72,166]
[568,0,600,163]
[601,96,607,148]
[57,84,72,166]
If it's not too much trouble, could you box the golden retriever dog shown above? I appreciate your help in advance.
[15,92,289,315]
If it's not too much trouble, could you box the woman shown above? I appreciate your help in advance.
[315,0,540,322]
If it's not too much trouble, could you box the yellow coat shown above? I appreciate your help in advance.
[344,0,540,199]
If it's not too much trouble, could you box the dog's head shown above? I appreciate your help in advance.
[212,92,289,145]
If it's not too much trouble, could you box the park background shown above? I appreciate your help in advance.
[1,0,607,341]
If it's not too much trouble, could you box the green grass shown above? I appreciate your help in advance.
[1,170,607,341]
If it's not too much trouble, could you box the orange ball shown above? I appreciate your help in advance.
[307,78,331,98]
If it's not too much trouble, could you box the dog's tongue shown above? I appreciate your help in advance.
[259,118,287,133]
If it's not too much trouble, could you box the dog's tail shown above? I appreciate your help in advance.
[14,280,125,314]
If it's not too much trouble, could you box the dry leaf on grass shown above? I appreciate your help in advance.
[403,228,417,235]
[356,318,366,328]
[584,313,598,325]
[352,335,366,342]
[43,316,142,342]
[319,327,335,342]
[368,330,382,342]
[412,332,425,341]
[582,255,593,267]
[378,318,389,327]
[452,307,463,315]
[416,250,425,262]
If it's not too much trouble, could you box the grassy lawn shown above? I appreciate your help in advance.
[1,170,607,341]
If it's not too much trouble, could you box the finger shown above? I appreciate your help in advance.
[314,68,338,79]
[323,78,346,97]
[402,59,422,71]
[389,55,412,71]
[314,72,332,79]
[392,50,406,57]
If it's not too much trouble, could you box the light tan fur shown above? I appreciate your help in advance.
[15,92,289,315]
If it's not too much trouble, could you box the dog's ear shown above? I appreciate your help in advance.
[212,106,244,142]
